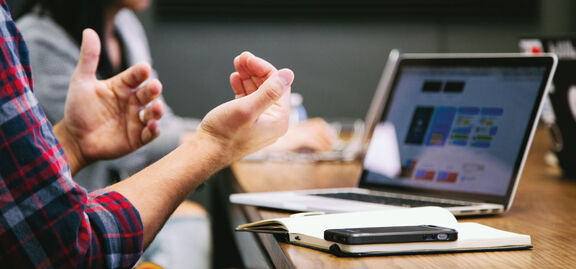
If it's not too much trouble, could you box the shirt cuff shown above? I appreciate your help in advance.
[85,190,144,268]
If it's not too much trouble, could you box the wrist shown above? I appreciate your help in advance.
[53,120,89,175]
[185,130,237,170]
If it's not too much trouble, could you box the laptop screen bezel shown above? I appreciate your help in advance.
[357,54,557,206]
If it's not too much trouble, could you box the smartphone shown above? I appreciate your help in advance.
[324,225,458,244]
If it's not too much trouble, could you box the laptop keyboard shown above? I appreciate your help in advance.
[312,192,468,208]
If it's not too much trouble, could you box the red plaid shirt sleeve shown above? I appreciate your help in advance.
[0,2,143,268]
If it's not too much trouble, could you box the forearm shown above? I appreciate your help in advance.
[107,131,232,247]
[108,60,292,248]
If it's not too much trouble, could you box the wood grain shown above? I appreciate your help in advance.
[232,128,576,268]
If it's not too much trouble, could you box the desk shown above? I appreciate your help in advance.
[228,128,576,268]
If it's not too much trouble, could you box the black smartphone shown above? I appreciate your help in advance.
[324,225,458,244]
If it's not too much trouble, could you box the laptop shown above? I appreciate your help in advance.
[231,51,557,216]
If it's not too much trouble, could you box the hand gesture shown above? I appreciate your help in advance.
[230,51,277,97]
[197,52,294,162]
[55,29,164,172]
[230,52,336,154]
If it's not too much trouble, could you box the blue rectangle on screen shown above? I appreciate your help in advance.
[472,141,491,148]
[437,171,448,180]
[425,107,456,146]
[481,107,504,116]
[452,127,472,135]
[452,140,468,146]
[458,107,480,115]
[489,126,498,136]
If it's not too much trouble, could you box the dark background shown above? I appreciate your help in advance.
[5,1,575,267]
[7,0,576,120]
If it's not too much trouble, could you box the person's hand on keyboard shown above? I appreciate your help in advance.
[259,118,338,153]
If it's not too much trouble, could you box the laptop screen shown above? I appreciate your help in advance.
[359,55,555,204]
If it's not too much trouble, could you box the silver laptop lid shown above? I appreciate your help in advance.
[357,52,557,208]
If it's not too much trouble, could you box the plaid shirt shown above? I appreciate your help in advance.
[0,2,143,268]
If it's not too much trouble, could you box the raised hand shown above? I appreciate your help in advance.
[54,29,164,174]
[230,52,337,154]
[108,54,292,246]
[230,51,277,98]
[197,53,294,161]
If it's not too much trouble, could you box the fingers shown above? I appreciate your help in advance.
[305,118,339,147]
[135,79,163,145]
[283,118,337,152]
[288,135,330,152]
[135,78,163,106]
[141,120,160,145]
[299,133,335,152]
[139,100,164,145]
[242,68,294,118]
[234,51,276,79]
[139,99,164,123]
[230,72,246,98]
[107,62,152,94]
[310,131,338,152]
[231,51,278,96]
[74,29,101,80]
[298,138,332,152]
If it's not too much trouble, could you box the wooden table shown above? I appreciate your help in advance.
[228,128,576,268]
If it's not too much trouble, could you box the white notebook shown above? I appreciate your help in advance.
[236,207,532,257]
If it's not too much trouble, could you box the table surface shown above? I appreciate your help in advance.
[230,128,576,268]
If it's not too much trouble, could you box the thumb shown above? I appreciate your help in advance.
[74,29,101,80]
[242,68,294,117]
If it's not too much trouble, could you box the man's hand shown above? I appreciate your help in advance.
[230,51,277,98]
[261,118,338,153]
[230,52,336,154]
[196,52,294,163]
[108,53,292,246]
[54,29,164,175]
